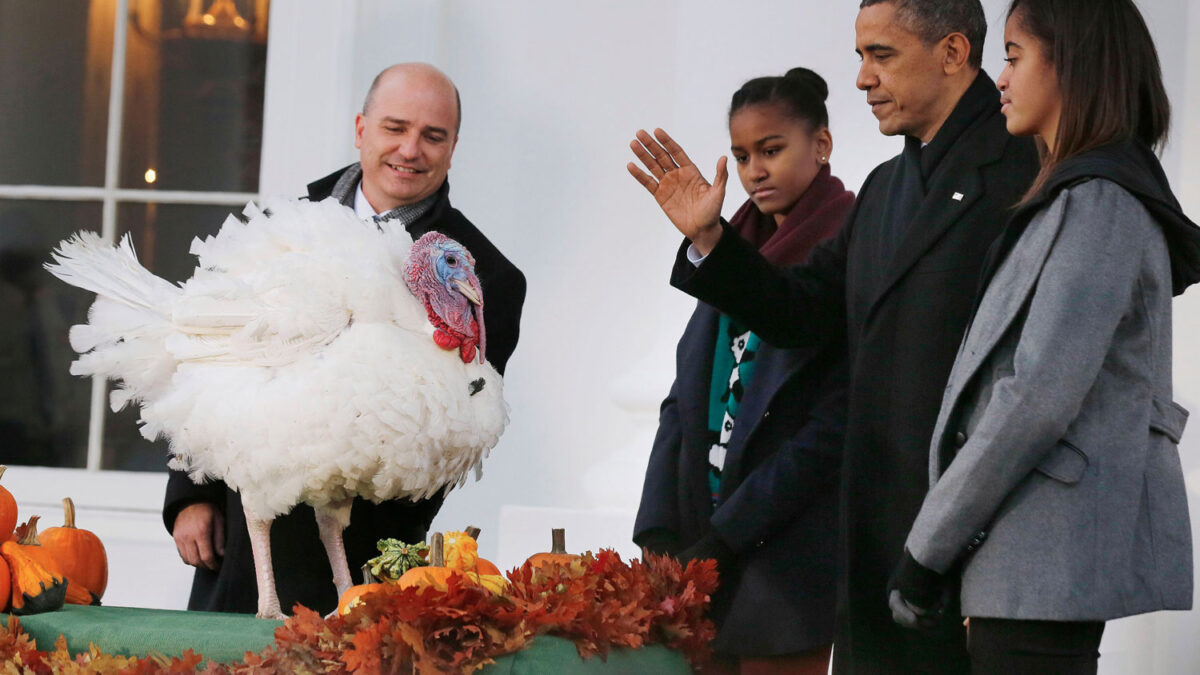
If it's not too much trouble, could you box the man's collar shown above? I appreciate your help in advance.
[352,177,440,226]
[912,70,998,178]
[354,181,380,220]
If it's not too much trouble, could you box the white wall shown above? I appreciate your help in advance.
[228,0,1200,670]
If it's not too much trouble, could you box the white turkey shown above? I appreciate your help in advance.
[44,197,508,618]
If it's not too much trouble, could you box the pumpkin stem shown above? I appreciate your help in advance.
[430,532,445,567]
[0,465,6,481]
[16,515,41,546]
[465,526,481,540]
[62,498,77,529]
[361,563,377,585]
[551,528,566,555]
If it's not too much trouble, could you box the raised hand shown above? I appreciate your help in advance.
[628,128,728,256]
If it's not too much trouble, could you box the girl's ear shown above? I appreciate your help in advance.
[815,127,833,163]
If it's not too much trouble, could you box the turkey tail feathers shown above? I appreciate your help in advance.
[45,232,178,314]
[45,232,181,409]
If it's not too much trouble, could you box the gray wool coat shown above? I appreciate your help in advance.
[906,178,1193,621]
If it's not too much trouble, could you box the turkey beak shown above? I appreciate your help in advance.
[453,278,482,306]
[453,276,485,364]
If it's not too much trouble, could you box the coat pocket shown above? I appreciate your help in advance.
[1150,396,1189,444]
[1035,439,1088,484]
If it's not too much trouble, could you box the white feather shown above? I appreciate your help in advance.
[46,197,508,520]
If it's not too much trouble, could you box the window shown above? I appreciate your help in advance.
[0,0,270,471]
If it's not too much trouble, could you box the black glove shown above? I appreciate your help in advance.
[887,549,949,631]
[677,531,735,571]
[637,528,683,557]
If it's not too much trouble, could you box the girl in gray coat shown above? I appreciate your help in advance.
[888,0,1200,672]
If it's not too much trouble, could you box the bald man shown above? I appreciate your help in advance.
[163,63,526,615]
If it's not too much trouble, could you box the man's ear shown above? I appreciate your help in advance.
[942,32,972,75]
[354,113,366,149]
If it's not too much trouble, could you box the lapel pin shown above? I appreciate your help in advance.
[952,192,964,201]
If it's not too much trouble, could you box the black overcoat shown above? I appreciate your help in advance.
[671,73,1039,673]
[634,298,846,655]
[163,168,526,615]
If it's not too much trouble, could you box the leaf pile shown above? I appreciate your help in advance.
[0,549,719,674]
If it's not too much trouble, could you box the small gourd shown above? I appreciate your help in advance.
[0,466,16,543]
[336,564,389,616]
[1,536,67,615]
[40,498,108,599]
[526,528,579,569]
[463,526,502,576]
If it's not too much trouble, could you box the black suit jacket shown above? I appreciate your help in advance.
[163,168,526,614]
[672,73,1039,673]
[634,299,846,655]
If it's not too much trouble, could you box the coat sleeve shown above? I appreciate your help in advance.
[710,353,847,552]
[633,377,685,547]
[482,263,527,376]
[163,468,226,534]
[905,180,1156,573]
[670,208,854,350]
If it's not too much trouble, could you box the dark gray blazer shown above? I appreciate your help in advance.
[907,179,1193,620]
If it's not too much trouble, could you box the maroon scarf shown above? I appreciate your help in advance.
[728,164,855,266]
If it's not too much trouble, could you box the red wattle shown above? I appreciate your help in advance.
[433,329,461,351]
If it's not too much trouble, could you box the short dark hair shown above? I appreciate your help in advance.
[362,68,463,134]
[860,0,987,69]
[1009,0,1169,201]
[729,67,830,130]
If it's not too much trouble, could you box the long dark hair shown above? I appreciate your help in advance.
[1009,0,1170,202]
[729,67,829,130]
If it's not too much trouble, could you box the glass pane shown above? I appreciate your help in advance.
[120,0,270,193]
[0,199,103,468]
[0,1,113,186]
[102,202,235,471]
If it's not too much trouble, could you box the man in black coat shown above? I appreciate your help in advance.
[163,63,526,615]
[628,1,1038,672]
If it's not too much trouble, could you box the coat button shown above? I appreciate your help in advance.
[966,530,988,553]
[954,431,967,448]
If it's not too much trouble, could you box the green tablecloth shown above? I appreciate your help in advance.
[12,605,693,673]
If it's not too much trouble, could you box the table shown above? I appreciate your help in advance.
[13,605,694,673]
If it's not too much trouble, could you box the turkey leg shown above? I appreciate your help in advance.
[314,500,355,615]
[243,508,285,619]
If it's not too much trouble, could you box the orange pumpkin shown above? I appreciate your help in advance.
[526,528,579,569]
[336,564,389,616]
[394,533,508,595]
[40,498,108,599]
[397,532,455,590]
[1,539,67,615]
[7,516,98,606]
[0,466,16,543]
[0,553,10,612]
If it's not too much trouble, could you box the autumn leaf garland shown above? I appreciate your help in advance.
[0,549,719,674]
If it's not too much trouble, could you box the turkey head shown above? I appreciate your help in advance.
[403,232,486,364]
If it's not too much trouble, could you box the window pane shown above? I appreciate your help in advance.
[0,1,113,186]
[0,200,102,468]
[102,202,235,471]
[120,0,270,193]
